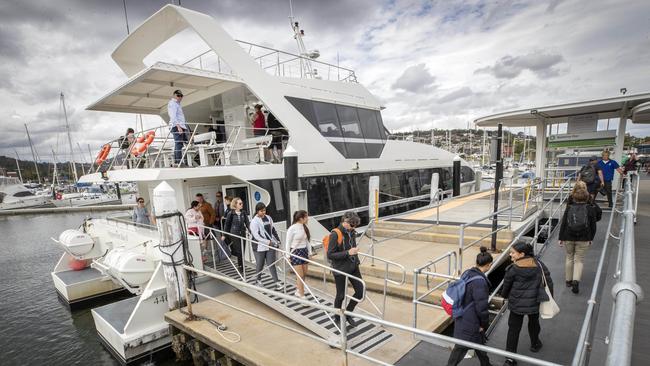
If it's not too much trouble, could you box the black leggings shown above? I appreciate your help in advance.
[230,236,246,272]
[333,267,364,312]
[506,312,540,353]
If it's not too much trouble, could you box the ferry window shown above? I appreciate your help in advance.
[305,177,332,215]
[13,191,34,197]
[353,174,369,206]
[375,112,388,140]
[358,108,384,141]
[313,102,343,137]
[461,166,475,183]
[285,97,318,129]
[336,105,364,139]
[345,143,368,159]
[330,142,348,156]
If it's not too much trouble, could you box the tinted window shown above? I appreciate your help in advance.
[345,143,368,159]
[336,105,364,139]
[250,179,286,222]
[375,112,388,140]
[304,177,332,215]
[358,109,383,140]
[285,97,318,129]
[461,166,475,183]
[13,191,34,197]
[313,102,342,137]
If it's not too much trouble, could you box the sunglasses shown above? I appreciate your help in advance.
[138,200,144,203]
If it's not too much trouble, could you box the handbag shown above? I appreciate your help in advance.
[538,262,560,319]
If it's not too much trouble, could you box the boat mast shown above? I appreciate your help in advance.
[24,123,41,184]
[87,144,94,171]
[13,149,23,183]
[51,147,59,188]
[482,129,486,166]
[61,92,79,184]
[289,0,316,78]
[76,142,87,176]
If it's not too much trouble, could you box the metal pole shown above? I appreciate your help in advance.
[458,225,465,275]
[283,145,299,226]
[13,150,23,183]
[491,123,503,252]
[452,156,461,197]
[61,93,78,184]
[24,123,41,184]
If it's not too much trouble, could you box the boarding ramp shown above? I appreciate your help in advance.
[199,226,395,354]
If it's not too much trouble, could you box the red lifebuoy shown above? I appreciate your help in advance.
[132,132,155,156]
[55,192,63,200]
[95,144,111,165]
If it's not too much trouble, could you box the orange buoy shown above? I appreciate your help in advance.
[68,258,89,271]
[95,144,111,165]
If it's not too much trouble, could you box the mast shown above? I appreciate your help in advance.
[24,123,41,184]
[76,142,87,175]
[87,144,94,171]
[61,92,79,183]
[289,0,317,78]
[13,149,23,183]
[482,128,486,166]
[51,147,59,188]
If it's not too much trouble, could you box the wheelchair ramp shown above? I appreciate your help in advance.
[208,260,393,355]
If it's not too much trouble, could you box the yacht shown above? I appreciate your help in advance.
[52,185,122,208]
[50,5,477,363]
[0,177,52,210]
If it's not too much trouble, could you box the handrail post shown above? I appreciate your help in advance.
[508,181,514,228]
[340,307,349,366]
[412,268,419,334]
[458,225,464,275]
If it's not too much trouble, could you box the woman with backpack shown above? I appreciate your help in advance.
[221,197,250,274]
[501,241,553,366]
[446,247,493,366]
[249,202,283,291]
[327,211,363,327]
[285,210,313,298]
[559,183,600,294]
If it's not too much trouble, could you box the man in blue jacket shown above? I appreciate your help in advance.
[597,151,623,208]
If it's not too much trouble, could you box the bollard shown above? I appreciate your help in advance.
[283,145,299,226]
[453,156,461,197]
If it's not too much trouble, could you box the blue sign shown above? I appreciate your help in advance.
[254,191,261,201]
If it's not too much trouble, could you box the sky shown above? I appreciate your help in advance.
[2,0,650,163]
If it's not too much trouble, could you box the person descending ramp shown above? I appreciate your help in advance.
[579,165,596,184]
[441,272,486,318]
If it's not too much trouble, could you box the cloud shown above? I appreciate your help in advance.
[392,63,436,93]
[475,51,565,79]
[438,87,474,103]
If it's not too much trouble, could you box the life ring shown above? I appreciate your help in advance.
[55,192,62,200]
[132,132,155,156]
[95,144,111,165]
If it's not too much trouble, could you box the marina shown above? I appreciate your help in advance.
[2,2,650,366]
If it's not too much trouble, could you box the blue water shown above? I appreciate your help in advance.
[0,212,173,366]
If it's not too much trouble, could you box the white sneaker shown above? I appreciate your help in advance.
[294,291,305,299]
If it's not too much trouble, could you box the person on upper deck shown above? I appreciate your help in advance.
[446,247,493,366]
[559,182,600,294]
[168,89,189,166]
[501,241,553,366]
[327,211,363,327]
[251,104,266,137]
[597,150,623,208]
[578,157,604,203]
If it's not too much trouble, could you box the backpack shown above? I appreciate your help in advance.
[441,272,485,318]
[579,165,595,184]
[567,203,589,233]
[322,228,343,253]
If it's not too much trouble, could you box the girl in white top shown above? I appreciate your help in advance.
[285,210,312,298]
[185,200,204,239]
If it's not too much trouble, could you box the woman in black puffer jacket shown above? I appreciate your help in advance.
[500,241,553,366]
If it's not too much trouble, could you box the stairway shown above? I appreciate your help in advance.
[207,261,393,355]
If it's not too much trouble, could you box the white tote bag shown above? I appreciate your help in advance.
[538,264,560,319]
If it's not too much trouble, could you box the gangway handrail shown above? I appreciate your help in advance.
[181,264,563,366]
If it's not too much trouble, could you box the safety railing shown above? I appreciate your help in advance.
[197,224,387,330]
[105,214,158,231]
[182,39,357,82]
[181,263,563,366]
[94,123,288,173]
[412,251,457,330]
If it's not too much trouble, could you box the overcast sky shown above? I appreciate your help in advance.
[2,0,650,162]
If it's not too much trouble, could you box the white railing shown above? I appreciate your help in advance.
[182,40,357,82]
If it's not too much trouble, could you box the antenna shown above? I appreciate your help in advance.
[122,0,130,35]
[288,0,319,79]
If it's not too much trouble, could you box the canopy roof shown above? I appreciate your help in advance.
[475,92,650,127]
[86,62,243,115]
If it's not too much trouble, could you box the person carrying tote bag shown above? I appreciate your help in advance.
[538,260,560,319]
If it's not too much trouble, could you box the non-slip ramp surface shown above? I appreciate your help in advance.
[207,260,393,355]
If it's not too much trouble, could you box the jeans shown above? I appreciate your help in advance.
[254,249,278,282]
[447,345,491,366]
[333,267,364,312]
[564,241,590,281]
[173,126,188,164]
[506,312,540,354]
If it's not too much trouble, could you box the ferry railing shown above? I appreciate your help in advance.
[181,264,563,366]
[412,251,457,331]
[183,39,357,82]
[605,174,643,366]
[197,224,376,331]
[93,123,288,172]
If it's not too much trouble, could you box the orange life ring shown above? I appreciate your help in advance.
[95,144,111,165]
[132,132,155,156]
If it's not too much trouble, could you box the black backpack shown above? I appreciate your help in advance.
[579,165,595,184]
[567,203,589,233]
